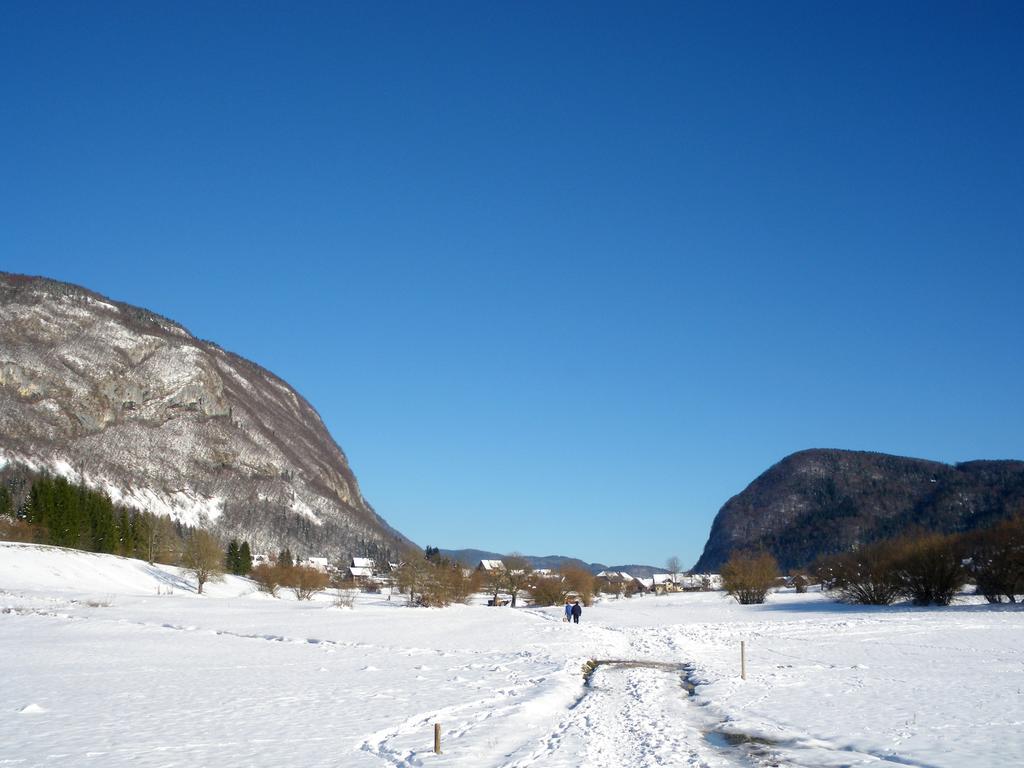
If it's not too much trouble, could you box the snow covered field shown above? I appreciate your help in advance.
[2,542,1023,767]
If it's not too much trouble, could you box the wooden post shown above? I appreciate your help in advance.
[434,722,441,754]
[741,640,747,680]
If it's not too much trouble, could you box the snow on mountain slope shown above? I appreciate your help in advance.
[3,542,1023,767]
[0,272,410,558]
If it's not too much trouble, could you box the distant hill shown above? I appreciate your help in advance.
[439,548,667,577]
[693,449,1024,573]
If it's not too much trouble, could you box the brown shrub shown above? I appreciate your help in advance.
[963,517,1024,603]
[893,533,965,606]
[251,563,283,596]
[721,551,779,605]
[529,575,568,606]
[280,565,330,601]
[559,566,596,606]
[820,541,905,605]
[0,517,37,543]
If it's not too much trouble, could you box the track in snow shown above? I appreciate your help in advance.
[505,661,748,768]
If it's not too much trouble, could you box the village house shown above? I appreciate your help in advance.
[347,556,377,585]
[595,570,646,594]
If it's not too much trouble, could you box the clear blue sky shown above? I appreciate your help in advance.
[2,2,1022,568]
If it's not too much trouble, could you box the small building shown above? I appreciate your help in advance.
[596,571,646,594]
[348,566,374,584]
[650,573,676,594]
[477,559,505,572]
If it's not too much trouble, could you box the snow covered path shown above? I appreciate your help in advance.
[3,543,1024,767]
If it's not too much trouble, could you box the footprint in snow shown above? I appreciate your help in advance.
[18,704,47,714]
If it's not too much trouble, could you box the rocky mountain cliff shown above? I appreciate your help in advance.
[0,272,411,559]
[693,449,1024,573]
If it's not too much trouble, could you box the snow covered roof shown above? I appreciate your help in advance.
[651,574,674,584]
[348,567,373,578]
[351,557,375,569]
[477,559,505,571]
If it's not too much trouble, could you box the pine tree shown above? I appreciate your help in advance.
[226,540,240,573]
[238,541,253,574]
[117,510,136,556]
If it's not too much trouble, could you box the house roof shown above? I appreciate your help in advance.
[478,559,505,571]
[351,557,375,569]
[349,566,373,578]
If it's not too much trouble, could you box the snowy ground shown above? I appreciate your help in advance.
[2,543,1023,767]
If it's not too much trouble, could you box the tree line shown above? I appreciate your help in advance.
[0,474,258,595]
[717,514,1024,607]
[2,474,194,562]
[811,517,1024,606]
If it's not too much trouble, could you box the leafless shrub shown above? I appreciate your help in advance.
[559,565,596,606]
[0,517,37,543]
[333,590,356,609]
[721,551,779,604]
[529,574,568,606]
[361,579,382,594]
[894,533,965,606]
[817,542,904,605]
[791,573,809,594]
[251,563,283,596]
[963,516,1024,603]
[280,565,330,601]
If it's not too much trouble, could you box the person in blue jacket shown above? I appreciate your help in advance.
[571,601,582,624]
[563,600,573,623]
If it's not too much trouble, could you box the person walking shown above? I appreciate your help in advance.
[571,600,582,624]
[563,600,573,623]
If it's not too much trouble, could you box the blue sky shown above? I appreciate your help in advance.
[2,2,1022,567]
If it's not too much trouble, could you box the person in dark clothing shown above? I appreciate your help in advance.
[571,601,582,624]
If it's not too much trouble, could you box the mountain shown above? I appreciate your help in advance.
[440,548,600,572]
[0,272,411,559]
[439,548,666,577]
[693,448,1024,573]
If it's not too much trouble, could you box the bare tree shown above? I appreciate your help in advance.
[560,565,596,606]
[502,554,534,608]
[666,555,681,585]
[141,514,179,565]
[394,549,432,606]
[481,565,506,606]
[181,530,224,595]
